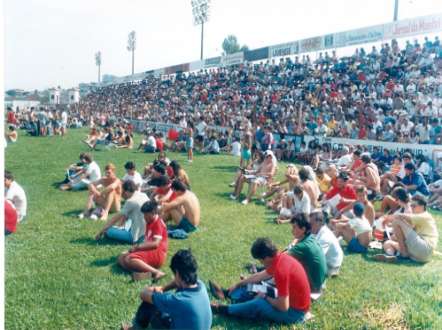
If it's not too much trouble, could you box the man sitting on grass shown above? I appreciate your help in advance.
[121,249,212,330]
[275,185,311,224]
[60,153,101,191]
[122,161,143,190]
[79,163,121,221]
[161,180,200,233]
[118,200,168,281]
[309,210,344,277]
[5,170,27,222]
[95,180,149,243]
[374,195,439,263]
[210,237,311,324]
[331,202,372,254]
[287,214,327,294]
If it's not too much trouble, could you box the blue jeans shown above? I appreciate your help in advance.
[105,220,143,243]
[228,287,305,324]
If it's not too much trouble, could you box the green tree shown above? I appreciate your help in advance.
[222,35,248,55]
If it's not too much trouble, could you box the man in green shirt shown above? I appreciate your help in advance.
[288,214,327,294]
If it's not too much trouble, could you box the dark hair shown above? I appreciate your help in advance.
[251,238,278,260]
[404,162,415,171]
[153,163,166,175]
[124,161,136,170]
[361,154,371,164]
[353,149,362,157]
[169,160,181,176]
[82,153,92,163]
[290,213,311,234]
[392,187,409,203]
[5,170,14,181]
[310,210,327,224]
[298,168,310,182]
[412,194,427,209]
[122,180,137,193]
[171,179,187,192]
[293,184,303,196]
[148,175,170,187]
[170,249,198,285]
[140,200,158,214]
[353,202,365,217]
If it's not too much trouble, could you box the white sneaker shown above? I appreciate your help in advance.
[78,213,84,219]
[230,194,237,200]
[90,214,98,221]
[241,199,249,205]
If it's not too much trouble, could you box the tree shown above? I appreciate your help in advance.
[221,35,248,55]
[127,31,136,75]
[95,51,102,83]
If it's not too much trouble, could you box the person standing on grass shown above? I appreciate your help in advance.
[186,127,194,163]
[121,249,212,330]
[161,180,200,233]
[210,237,310,325]
[95,180,149,243]
[79,163,121,221]
[4,170,27,222]
[118,200,168,281]
[374,195,438,263]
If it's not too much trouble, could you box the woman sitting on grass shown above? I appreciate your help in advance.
[118,200,168,281]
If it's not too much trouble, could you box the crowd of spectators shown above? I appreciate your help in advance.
[79,36,442,145]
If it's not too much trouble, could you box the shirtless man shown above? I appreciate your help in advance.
[339,186,376,225]
[161,180,200,233]
[298,167,320,208]
[352,154,380,200]
[79,163,122,221]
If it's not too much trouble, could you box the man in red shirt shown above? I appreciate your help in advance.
[210,238,310,324]
[118,201,168,281]
[324,172,357,215]
[5,200,18,235]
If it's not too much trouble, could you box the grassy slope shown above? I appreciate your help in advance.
[5,129,442,330]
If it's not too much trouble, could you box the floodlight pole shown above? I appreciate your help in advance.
[200,21,204,60]
[393,0,399,21]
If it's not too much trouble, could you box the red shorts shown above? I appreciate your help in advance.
[128,250,166,268]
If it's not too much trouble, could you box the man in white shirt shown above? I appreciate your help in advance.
[230,138,241,157]
[337,146,353,168]
[276,185,310,224]
[60,153,101,191]
[145,133,157,153]
[95,180,149,243]
[5,171,27,222]
[310,211,344,276]
[122,161,143,189]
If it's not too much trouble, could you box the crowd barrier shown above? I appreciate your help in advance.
[130,119,442,163]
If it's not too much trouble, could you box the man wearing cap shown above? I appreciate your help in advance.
[401,162,430,196]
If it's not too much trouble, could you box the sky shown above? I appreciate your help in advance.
[4,0,442,90]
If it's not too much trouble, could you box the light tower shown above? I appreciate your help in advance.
[191,0,210,60]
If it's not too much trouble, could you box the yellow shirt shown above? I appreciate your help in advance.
[410,211,439,249]
[316,174,331,193]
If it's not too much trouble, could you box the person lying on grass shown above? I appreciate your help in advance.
[287,214,327,294]
[121,249,212,330]
[210,237,311,325]
[331,202,372,254]
[374,195,439,263]
[118,200,168,281]
[95,180,149,244]
[79,163,121,221]
[161,180,200,233]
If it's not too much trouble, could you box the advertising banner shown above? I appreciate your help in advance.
[222,52,244,66]
[299,36,323,53]
[244,47,269,62]
[164,63,190,75]
[334,24,384,47]
[384,13,442,40]
[269,42,299,58]
[204,56,221,68]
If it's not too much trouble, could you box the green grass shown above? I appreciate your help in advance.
[5,128,442,330]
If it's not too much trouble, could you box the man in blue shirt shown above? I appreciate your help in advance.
[121,249,212,330]
[402,162,429,196]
